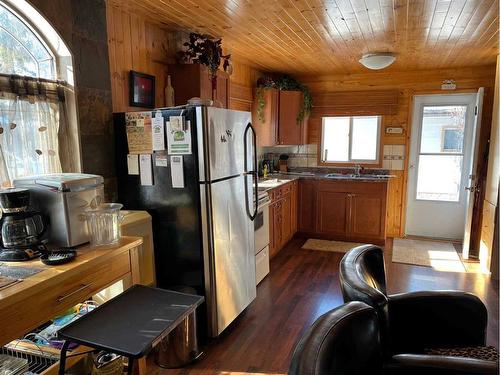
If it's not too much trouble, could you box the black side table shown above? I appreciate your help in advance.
[57,284,204,375]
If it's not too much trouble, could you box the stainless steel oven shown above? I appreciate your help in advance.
[254,191,270,285]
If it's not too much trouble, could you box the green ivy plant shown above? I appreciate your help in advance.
[256,75,312,124]
[256,87,266,122]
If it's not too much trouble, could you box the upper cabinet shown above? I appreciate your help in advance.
[252,88,308,146]
[252,88,278,147]
[168,64,230,108]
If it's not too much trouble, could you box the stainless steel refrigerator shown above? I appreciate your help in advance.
[114,106,258,338]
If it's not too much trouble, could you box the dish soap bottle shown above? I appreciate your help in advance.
[165,75,175,107]
[263,164,269,178]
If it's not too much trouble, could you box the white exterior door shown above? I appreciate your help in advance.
[405,94,477,240]
[462,88,484,258]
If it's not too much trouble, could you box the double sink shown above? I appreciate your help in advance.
[258,172,390,191]
[324,173,390,180]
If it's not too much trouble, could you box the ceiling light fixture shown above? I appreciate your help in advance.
[359,53,396,70]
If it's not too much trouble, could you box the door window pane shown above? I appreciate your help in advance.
[420,106,466,154]
[351,116,379,160]
[416,155,463,202]
[322,117,349,162]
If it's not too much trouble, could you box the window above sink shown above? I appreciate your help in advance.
[320,115,382,167]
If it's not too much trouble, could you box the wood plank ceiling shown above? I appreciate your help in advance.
[109,0,499,75]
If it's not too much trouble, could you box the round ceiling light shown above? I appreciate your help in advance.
[359,53,396,70]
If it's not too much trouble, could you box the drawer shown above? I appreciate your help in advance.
[256,246,270,285]
[0,251,131,346]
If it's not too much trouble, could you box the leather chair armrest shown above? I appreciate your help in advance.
[388,291,487,353]
[391,354,498,375]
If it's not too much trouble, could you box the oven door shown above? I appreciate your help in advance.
[254,203,269,255]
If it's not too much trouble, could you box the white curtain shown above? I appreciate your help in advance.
[0,92,62,187]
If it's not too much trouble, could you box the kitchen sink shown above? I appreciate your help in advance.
[325,173,389,180]
[325,173,358,179]
[258,178,291,187]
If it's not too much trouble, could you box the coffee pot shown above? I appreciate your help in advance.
[0,188,46,261]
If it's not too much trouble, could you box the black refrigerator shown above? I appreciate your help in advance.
[114,105,258,338]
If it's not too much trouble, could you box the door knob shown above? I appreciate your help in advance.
[465,186,479,193]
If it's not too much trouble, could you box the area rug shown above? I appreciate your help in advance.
[302,239,366,253]
[392,238,466,272]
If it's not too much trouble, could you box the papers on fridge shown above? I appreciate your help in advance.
[166,116,192,155]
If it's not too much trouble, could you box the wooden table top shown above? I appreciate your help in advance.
[0,236,142,305]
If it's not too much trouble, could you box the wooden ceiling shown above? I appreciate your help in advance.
[109,0,499,75]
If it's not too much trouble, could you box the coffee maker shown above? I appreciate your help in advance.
[0,188,47,261]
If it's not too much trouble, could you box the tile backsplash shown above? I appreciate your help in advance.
[259,143,404,173]
[382,145,406,170]
[259,144,318,169]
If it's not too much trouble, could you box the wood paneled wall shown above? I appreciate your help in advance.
[299,66,497,237]
[106,3,261,113]
[106,3,178,113]
[229,60,262,112]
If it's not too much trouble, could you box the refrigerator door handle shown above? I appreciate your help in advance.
[244,122,258,221]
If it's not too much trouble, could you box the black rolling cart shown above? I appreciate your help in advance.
[56,284,204,375]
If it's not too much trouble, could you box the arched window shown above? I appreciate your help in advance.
[0,3,55,79]
[0,0,79,186]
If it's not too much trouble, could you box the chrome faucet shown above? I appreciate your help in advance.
[354,164,362,177]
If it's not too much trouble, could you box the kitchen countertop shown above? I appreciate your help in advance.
[0,236,143,347]
[258,171,394,191]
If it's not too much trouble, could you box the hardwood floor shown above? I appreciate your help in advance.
[155,237,499,375]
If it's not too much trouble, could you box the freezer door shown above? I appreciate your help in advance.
[198,107,252,182]
[200,175,256,336]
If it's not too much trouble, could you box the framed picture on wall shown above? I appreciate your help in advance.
[129,71,155,108]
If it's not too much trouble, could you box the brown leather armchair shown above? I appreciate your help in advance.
[339,244,498,375]
[288,301,384,375]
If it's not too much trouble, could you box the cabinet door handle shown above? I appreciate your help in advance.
[57,283,93,303]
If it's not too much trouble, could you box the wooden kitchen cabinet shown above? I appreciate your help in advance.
[252,88,278,147]
[252,89,308,146]
[268,181,298,258]
[291,180,298,233]
[168,63,230,108]
[298,179,317,233]
[278,90,306,145]
[298,179,388,244]
[317,191,349,236]
[349,192,386,239]
[282,193,292,242]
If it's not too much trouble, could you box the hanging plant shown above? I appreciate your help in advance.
[256,87,265,122]
[256,75,312,124]
[178,33,231,90]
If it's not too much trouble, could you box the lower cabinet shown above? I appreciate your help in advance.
[269,181,298,258]
[349,193,386,238]
[298,180,317,232]
[317,191,349,236]
[267,178,388,259]
[300,179,388,244]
